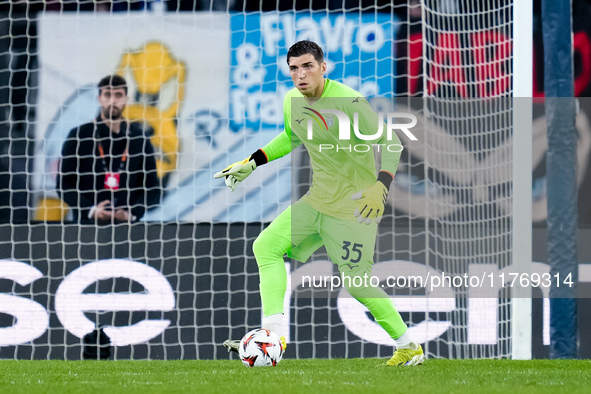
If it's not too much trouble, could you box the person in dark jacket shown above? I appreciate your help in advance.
[57,75,161,224]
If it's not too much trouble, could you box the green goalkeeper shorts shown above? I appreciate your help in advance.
[261,198,378,275]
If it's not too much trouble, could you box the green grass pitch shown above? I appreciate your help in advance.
[1,359,590,393]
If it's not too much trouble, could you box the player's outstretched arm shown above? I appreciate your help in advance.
[214,130,298,191]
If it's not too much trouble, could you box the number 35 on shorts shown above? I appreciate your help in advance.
[341,241,363,265]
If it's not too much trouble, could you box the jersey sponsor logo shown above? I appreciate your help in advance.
[303,107,329,133]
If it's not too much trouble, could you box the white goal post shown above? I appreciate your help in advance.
[511,0,533,360]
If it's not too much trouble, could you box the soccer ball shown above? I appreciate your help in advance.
[238,328,284,367]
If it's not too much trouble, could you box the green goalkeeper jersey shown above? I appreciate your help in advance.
[261,79,401,221]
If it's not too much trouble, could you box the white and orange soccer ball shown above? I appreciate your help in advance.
[238,328,284,367]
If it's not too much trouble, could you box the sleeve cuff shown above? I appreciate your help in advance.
[378,171,394,190]
[250,149,269,167]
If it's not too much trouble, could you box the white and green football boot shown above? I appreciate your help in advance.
[386,343,425,366]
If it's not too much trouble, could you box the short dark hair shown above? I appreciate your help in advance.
[286,40,324,65]
[98,75,128,95]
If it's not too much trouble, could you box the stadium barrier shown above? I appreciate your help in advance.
[1,223,590,360]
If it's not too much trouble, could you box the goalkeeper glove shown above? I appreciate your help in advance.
[214,157,256,192]
[351,181,389,224]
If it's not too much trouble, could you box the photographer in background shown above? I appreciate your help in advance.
[57,75,161,224]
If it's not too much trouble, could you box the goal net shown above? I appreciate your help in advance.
[420,0,515,358]
[0,0,531,360]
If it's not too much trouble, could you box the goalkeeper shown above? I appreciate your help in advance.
[216,40,424,366]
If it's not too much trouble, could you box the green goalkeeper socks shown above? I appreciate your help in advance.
[360,296,408,340]
[252,231,290,317]
[344,280,408,340]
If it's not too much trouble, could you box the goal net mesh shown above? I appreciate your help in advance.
[0,0,518,360]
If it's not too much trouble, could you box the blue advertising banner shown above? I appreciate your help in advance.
[229,12,397,132]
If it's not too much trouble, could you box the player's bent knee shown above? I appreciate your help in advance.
[252,231,290,266]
